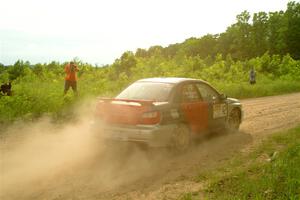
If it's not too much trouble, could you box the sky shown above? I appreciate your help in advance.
[0,0,291,66]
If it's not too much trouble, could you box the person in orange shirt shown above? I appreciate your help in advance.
[64,61,79,95]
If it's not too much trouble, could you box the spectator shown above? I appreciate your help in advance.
[0,82,12,96]
[249,67,256,85]
[64,61,79,95]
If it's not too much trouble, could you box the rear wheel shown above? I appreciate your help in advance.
[226,109,241,133]
[171,124,191,152]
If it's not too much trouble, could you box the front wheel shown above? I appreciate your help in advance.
[226,109,241,133]
[171,124,191,152]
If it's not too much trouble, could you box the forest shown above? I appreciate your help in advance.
[0,1,299,124]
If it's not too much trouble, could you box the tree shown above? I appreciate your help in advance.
[285,1,300,59]
[0,63,9,82]
[118,51,137,76]
[229,11,252,59]
[8,60,31,80]
[217,11,252,60]
[268,11,287,55]
[32,63,45,77]
[135,48,148,58]
[164,43,181,58]
[181,35,217,58]
[147,45,164,57]
[251,12,269,56]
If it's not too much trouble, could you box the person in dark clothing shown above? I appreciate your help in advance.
[0,82,12,96]
[249,67,256,85]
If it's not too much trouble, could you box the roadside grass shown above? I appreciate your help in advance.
[179,126,300,200]
[179,192,194,200]
[1,78,300,125]
[214,79,300,99]
[1,52,299,124]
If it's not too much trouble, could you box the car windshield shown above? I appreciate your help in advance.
[116,82,173,101]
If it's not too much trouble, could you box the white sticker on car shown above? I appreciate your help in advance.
[213,104,227,118]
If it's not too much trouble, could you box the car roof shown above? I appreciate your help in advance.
[137,77,207,84]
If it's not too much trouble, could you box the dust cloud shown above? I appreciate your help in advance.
[0,97,255,200]
[0,101,149,199]
[0,100,168,200]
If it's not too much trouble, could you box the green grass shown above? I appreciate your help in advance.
[179,193,194,200]
[1,55,300,124]
[1,53,300,124]
[214,79,300,99]
[201,126,300,200]
[178,126,300,199]
[1,77,299,124]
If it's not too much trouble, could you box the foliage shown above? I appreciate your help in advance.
[1,52,299,124]
[0,1,300,123]
[133,2,300,61]
[205,126,300,200]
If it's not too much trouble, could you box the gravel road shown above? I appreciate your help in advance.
[1,92,300,200]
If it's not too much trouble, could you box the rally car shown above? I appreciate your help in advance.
[91,78,243,151]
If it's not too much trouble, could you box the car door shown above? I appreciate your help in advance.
[195,83,227,130]
[179,83,209,133]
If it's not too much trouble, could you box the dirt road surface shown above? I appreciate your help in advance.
[1,92,300,200]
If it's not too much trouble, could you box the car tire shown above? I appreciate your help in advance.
[226,108,241,133]
[171,123,191,152]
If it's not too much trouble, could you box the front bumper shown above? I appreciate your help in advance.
[90,120,177,147]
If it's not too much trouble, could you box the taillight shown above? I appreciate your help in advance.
[140,111,161,125]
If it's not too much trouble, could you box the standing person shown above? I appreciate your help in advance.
[64,61,79,95]
[249,67,256,85]
[0,82,12,96]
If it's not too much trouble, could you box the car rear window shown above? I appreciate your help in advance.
[116,82,173,101]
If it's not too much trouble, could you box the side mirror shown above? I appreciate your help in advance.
[220,93,227,100]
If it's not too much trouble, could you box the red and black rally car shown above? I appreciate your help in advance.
[91,78,243,150]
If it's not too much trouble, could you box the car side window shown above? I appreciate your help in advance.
[196,83,219,102]
[180,84,202,102]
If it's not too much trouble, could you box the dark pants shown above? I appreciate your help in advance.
[64,80,77,94]
[250,80,256,85]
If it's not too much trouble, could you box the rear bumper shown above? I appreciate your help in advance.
[90,120,176,147]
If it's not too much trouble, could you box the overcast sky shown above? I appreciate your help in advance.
[0,0,290,65]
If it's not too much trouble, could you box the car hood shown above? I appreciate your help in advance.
[227,97,241,104]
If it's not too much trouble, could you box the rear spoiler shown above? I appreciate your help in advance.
[97,97,155,106]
